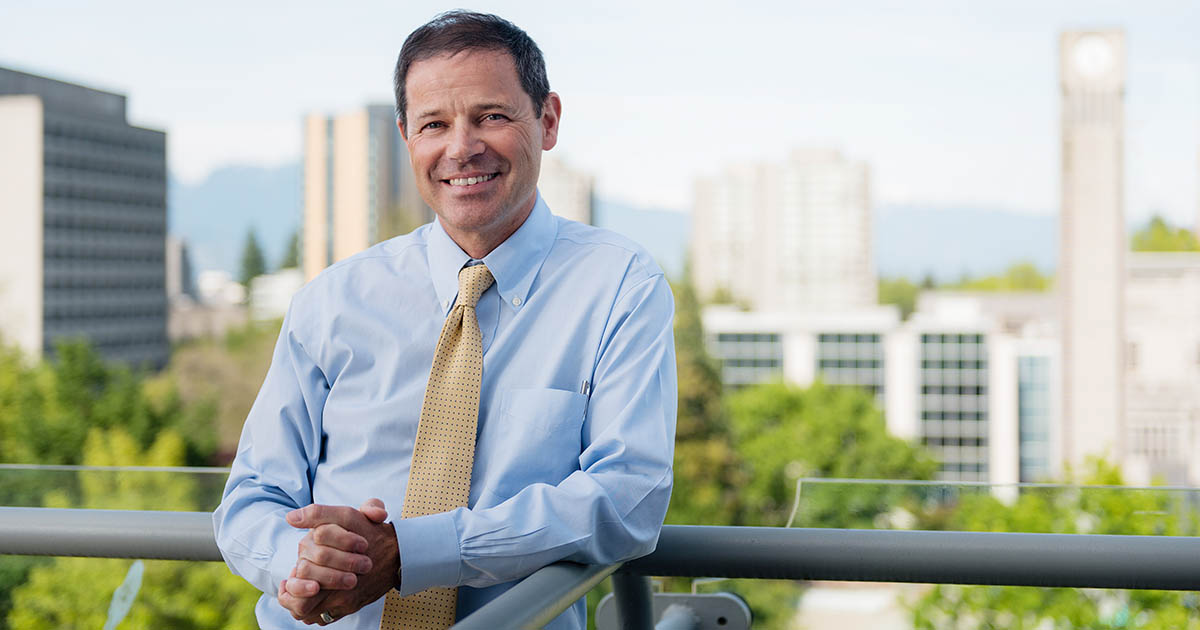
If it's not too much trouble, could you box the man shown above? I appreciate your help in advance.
[213,11,677,629]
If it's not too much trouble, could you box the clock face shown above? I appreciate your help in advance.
[1072,34,1114,79]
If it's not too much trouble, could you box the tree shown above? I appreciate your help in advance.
[665,274,745,527]
[1131,215,1200,252]
[164,319,282,461]
[726,381,937,529]
[879,276,921,319]
[942,261,1053,292]
[6,429,261,630]
[0,340,216,469]
[279,230,300,269]
[0,341,220,628]
[910,459,1200,629]
[238,228,267,287]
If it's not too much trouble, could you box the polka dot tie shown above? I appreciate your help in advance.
[380,264,494,630]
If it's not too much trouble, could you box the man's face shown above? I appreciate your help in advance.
[400,49,560,244]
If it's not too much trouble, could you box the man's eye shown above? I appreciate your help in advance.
[422,121,445,131]
[484,113,508,122]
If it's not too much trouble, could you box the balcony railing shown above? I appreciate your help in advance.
[1,506,1198,629]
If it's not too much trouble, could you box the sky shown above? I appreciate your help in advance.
[2,0,1198,225]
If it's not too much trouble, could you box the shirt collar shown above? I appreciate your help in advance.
[426,191,557,314]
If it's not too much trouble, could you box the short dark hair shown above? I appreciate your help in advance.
[394,11,550,130]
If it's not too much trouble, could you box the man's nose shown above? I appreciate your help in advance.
[446,124,484,163]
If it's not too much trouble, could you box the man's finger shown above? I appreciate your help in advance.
[284,576,321,597]
[287,504,367,529]
[299,534,373,574]
[294,558,360,590]
[287,504,360,529]
[359,498,388,523]
[311,523,369,554]
[278,580,328,619]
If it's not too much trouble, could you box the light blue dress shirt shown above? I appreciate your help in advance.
[213,194,677,629]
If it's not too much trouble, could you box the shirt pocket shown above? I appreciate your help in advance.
[485,388,588,500]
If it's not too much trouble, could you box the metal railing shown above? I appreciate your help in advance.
[2,506,1199,629]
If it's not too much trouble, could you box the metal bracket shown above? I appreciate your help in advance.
[595,592,751,630]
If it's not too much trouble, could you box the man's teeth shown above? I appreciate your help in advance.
[448,174,497,186]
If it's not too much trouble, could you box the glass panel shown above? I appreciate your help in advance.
[0,465,229,511]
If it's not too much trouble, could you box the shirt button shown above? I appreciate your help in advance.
[512,296,523,307]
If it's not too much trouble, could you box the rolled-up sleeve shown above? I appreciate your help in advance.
[212,306,329,595]
[393,271,677,591]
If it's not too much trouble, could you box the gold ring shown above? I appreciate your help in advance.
[320,611,335,624]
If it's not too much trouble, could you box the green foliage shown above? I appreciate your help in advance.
[666,275,746,527]
[6,428,261,630]
[910,459,1200,629]
[280,230,300,269]
[1131,216,1200,252]
[727,381,937,528]
[879,276,921,319]
[238,228,267,287]
[165,319,281,458]
[0,340,216,468]
[0,341,222,628]
[941,261,1052,292]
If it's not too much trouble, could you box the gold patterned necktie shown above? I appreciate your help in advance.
[380,263,494,630]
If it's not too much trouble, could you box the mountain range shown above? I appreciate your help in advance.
[168,162,1064,283]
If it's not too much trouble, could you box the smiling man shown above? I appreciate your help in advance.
[213,11,677,630]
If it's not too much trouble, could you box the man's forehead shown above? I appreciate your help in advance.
[405,49,526,114]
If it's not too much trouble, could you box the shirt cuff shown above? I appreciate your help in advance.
[268,527,308,596]
[393,510,462,596]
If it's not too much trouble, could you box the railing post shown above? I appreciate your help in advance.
[612,573,654,630]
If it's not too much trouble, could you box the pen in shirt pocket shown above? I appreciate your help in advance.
[580,380,591,397]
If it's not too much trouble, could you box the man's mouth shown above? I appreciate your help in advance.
[444,173,499,187]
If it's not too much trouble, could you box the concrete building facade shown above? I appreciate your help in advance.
[302,105,431,282]
[0,67,168,367]
[537,155,594,225]
[702,293,1059,485]
[692,149,874,312]
[1124,253,1200,485]
[1059,30,1127,470]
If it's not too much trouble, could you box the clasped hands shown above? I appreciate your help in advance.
[278,498,400,625]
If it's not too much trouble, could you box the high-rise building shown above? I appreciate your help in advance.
[302,105,430,282]
[692,149,873,312]
[538,154,593,225]
[696,150,873,312]
[0,67,168,367]
[1059,30,1126,468]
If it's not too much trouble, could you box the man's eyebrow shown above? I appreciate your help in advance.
[474,102,519,113]
[411,108,443,121]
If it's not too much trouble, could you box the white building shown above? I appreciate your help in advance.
[538,154,594,225]
[703,292,1059,485]
[0,67,168,367]
[249,268,304,322]
[1124,253,1200,485]
[1059,30,1127,471]
[692,149,874,312]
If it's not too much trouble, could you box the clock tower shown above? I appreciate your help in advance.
[1059,30,1126,470]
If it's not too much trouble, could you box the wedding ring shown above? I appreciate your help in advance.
[320,611,335,624]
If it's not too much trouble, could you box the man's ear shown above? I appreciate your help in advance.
[540,92,562,151]
[396,118,408,141]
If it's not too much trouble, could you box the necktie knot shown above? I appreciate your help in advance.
[456,264,494,309]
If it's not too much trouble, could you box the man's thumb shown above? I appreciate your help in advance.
[360,498,388,523]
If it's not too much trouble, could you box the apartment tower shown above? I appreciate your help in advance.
[302,105,430,282]
[692,149,874,312]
